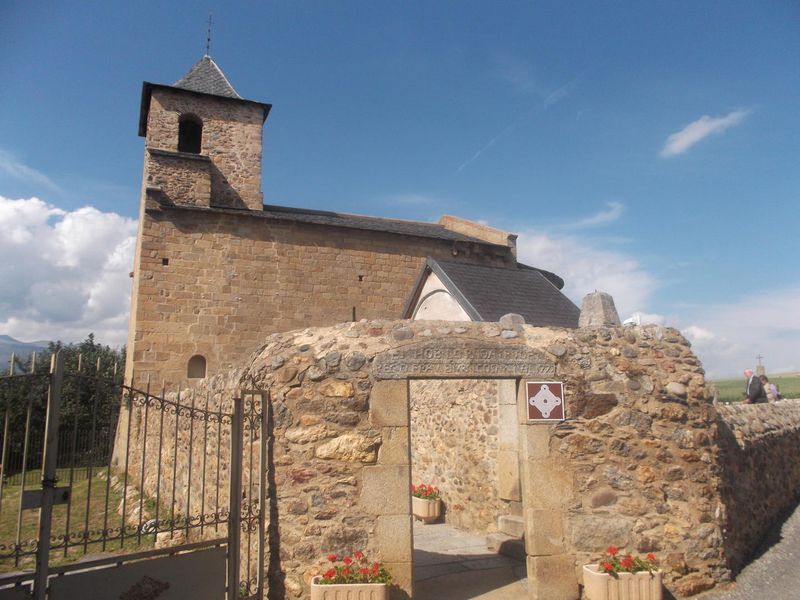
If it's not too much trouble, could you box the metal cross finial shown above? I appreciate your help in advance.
[205,13,213,56]
[756,354,764,366]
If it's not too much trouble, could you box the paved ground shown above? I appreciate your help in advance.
[695,502,800,600]
[412,521,528,600]
[412,501,800,599]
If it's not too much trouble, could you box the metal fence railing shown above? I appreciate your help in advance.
[0,352,268,600]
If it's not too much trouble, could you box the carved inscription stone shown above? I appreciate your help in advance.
[372,339,556,379]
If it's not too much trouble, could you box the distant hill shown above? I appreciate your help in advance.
[0,335,49,373]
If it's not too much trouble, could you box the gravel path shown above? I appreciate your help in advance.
[696,502,800,600]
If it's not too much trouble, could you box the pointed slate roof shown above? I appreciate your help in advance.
[173,55,241,99]
[138,57,271,137]
[403,258,580,328]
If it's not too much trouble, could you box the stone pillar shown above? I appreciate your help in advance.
[365,380,413,599]
[518,383,579,600]
[497,379,521,501]
[578,291,621,328]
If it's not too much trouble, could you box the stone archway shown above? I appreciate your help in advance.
[368,337,576,600]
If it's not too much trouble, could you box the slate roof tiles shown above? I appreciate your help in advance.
[408,258,580,328]
[173,55,241,99]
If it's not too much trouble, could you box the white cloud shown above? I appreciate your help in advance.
[683,325,715,343]
[624,312,666,326]
[660,109,751,158]
[561,202,624,230]
[0,149,61,192]
[0,196,136,346]
[516,229,658,318]
[675,286,800,379]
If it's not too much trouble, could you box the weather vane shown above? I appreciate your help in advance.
[205,13,213,56]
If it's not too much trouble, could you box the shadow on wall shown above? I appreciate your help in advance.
[714,404,800,576]
[209,162,249,210]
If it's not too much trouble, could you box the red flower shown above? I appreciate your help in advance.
[620,555,634,569]
[647,553,656,562]
[354,551,364,560]
[323,569,336,579]
[342,567,350,576]
[327,554,337,562]
[607,546,618,556]
[602,562,614,573]
[343,556,353,566]
[360,568,370,575]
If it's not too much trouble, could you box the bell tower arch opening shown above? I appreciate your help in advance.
[178,114,203,153]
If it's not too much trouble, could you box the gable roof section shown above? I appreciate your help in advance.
[403,258,580,328]
[173,56,241,99]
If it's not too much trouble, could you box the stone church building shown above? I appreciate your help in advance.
[126,55,578,387]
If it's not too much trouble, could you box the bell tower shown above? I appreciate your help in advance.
[137,55,271,210]
[125,56,271,387]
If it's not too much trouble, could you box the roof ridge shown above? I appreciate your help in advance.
[205,55,240,98]
[264,204,455,230]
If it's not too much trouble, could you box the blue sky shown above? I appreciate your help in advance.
[1,1,798,378]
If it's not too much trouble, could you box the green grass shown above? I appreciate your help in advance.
[711,373,800,404]
[0,470,155,573]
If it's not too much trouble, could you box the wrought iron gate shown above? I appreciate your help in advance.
[0,352,267,599]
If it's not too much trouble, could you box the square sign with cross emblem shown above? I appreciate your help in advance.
[526,381,566,422]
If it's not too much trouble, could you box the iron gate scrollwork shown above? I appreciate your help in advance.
[0,353,269,600]
[230,391,268,600]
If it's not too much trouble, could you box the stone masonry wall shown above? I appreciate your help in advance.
[147,89,265,210]
[410,379,507,533]
[125,206,512,388]
[118,319,800,599]
[147,150,212,208]
[714,402,800,574]
[534,325,724,598]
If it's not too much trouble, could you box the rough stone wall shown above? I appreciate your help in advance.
[121,319,800,599]
[535,326,724,598]
[410,379,507,533]
[147,150,211,208]
[125,206,512,387]
[714,402,800,573]
[147,88,264,210]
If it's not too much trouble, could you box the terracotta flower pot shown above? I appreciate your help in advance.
[583,564,663,600]
[310,576,389,600]
[412,496,441,524]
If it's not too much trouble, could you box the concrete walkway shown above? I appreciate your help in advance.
[412,500,800,599]
[695,501,800,600]
[412,522,528,600]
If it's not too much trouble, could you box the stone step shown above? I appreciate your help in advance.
[498,515,525,538]
[486,533,526,561]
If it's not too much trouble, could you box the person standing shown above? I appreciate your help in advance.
[759,375,780,402]
[743,369,767,403]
